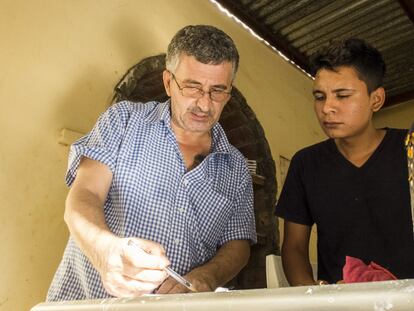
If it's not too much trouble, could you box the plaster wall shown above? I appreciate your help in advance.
[373,99,414,129]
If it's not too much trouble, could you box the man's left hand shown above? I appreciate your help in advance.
[156,240,250,294]
[155,268,216,294]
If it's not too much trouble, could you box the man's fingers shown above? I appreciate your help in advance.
[156,277,191,294]
[123,275,160,292]
[130,238,166,256]
[125,239,170,269]
[124,266,168,283]
[156,277,178,294]
[99,238,172,297]
[104,273,159,297]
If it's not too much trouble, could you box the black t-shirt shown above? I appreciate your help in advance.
[276,128,414,283]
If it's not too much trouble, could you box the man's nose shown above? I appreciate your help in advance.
[196,91,212,112]
[322,96,337,114]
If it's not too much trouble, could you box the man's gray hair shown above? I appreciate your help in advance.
[166,25,239,79]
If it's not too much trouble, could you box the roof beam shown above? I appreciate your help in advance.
[215,0,414,108]
[215,0,311,74]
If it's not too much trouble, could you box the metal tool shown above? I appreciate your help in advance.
[127,239,196,292]
[164,266,197,292]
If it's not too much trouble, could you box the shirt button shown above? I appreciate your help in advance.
[178,207,185,213]
[182,178,189,186]
[174,238,181,245]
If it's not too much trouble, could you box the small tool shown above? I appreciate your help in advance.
[164,266,197,292]
[127,239,197,292]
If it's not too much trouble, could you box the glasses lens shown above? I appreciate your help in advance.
[173,72,231,102]
[182,87,203,98]
[210,91,230,102]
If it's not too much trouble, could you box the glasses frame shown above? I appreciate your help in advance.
[169,71,232,102]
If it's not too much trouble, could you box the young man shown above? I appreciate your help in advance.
[276,38,414,285]
[47,25,256,301]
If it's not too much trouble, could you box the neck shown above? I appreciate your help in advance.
[171,122,212,170]
[171,120,212,153]
[335,126,386,166]
[173,126,211,147]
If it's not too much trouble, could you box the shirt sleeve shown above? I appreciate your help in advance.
[275,151,314,226]
[218,169,257,246]
[65,102,132,187]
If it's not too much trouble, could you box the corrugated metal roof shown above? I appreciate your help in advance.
[216,0,414,108]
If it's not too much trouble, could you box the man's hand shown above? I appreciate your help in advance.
[156,240,250,294]
[96,237,170,297]
[156,267,216,294]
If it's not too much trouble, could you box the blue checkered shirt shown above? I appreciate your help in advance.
[47,100,256,301]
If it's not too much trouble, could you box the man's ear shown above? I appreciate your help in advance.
[370,87,385,112]
[163,70,172,97]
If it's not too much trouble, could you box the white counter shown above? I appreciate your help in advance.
[31,279,414,311]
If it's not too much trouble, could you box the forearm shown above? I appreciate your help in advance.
[281,244,315,286]
[64,186,116,267]
[192,240,250,289]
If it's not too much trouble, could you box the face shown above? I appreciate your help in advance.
[163,54,233,135]
[312,66,384,139]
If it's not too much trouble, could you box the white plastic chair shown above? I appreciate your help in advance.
[266,254,318,288]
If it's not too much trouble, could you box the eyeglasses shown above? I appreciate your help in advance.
[169,71,231,102]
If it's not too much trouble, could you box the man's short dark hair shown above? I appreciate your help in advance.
[166,25,239,79]
[309,38,386,93]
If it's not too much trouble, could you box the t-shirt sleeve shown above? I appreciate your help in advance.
[218,169,257,246]
[65,102,131,187]
[275,152,314,226]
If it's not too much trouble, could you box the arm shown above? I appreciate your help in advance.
[281,220,317,286]
[65,157,170,297]
[157,239,250,294]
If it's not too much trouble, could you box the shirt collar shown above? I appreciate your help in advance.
[143,99,171,124]
[211,122,231,154]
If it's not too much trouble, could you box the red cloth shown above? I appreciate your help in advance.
[343,256,397,283]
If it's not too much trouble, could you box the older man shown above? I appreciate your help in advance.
[47,25,256,301]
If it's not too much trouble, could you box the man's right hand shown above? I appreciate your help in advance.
[96,236,170,297]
